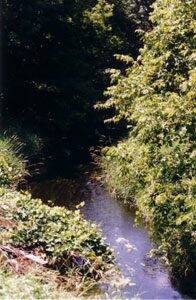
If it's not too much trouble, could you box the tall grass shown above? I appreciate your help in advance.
[0,135,27,187]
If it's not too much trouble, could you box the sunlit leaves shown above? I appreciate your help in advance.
[100,0,196,276]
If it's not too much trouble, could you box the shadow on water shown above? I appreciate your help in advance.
[31,176,193,299]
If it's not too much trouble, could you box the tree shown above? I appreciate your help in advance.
[2,0,152,171]
[100,0,195,280]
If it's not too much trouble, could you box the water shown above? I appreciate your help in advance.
[31,178,189,299]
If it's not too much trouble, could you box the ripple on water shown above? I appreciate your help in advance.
[32,178,192,299]
[81,181,188,299]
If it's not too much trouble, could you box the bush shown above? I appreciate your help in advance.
[0,188,113,282]
[0,136,27,187]
[100,0,196,279]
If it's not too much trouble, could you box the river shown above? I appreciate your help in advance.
[31,176,190,299]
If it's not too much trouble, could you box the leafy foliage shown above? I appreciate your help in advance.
[0,188,113,280]
[0,134,113,291]
[84,0,114,32]
[100,0,196,278]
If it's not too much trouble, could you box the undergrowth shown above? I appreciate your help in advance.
[0,135,114,297]
[0,188,113,278]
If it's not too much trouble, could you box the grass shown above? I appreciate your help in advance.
[0,135,27,187]
[0,267,75,300]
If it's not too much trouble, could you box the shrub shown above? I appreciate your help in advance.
[0,188,113,282]
[0,136,27,187]
[100,0,196,279]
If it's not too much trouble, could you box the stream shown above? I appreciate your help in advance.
[31,177,190,299]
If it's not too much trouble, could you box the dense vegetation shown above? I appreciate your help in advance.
[1,0,153,297]
[100,0,195,282]
[1,0,195,297]
[2,0,152,172]
[0,136,113,296]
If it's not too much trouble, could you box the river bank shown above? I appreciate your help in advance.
[31,173,194,299]
[0,134,194,299]
[0,137,114,299]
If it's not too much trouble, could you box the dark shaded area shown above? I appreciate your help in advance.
[1,0,153,175]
